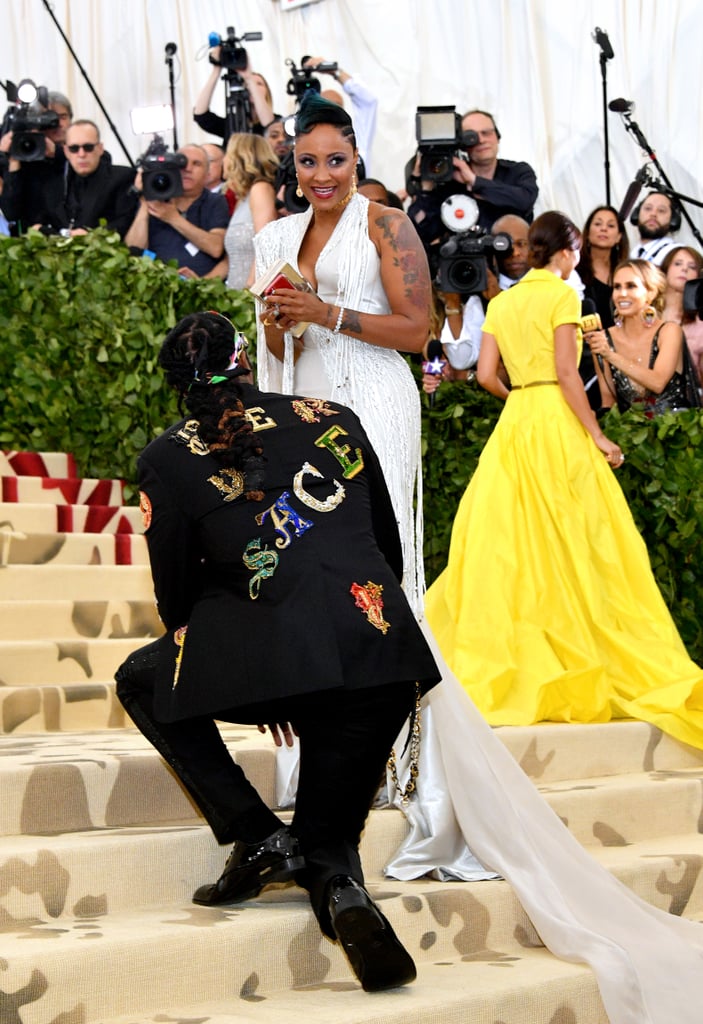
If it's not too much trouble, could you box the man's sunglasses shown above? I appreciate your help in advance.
[67,143,97,153]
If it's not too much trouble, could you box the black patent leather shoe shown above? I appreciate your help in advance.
[327,875,416,992]
[193,826,304,906]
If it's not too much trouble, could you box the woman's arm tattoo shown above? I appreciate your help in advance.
[376,213,430,309]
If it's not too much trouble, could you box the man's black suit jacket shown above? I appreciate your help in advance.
[138,385,439,723]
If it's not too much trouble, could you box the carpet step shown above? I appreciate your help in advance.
[1,474,124,505]
[95,954,606,1024]
[0,681,130,734]
[2,727,703,849]
[540,765,703,845]
[0,501,142,534]
[0,564,153,600]
[0,637,150,686]
[0,529,148,566]
[0,450,77,477]
[0,811,405,920]
[496,719,703,783]
[0,880,609,1024]
[0,599,162,641]
[1,814,702,925]
[0,726,277,837]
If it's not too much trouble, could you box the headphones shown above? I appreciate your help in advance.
[630,193,682,232]
[461,109,501,141]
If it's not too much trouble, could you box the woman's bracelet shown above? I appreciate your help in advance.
[334,305,345,333]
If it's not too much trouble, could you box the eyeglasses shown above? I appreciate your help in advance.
[67,143,97,153]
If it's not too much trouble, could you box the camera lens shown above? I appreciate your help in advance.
[427,156,450,178]
[447,258,482,293]
[11,131,45,162]
[150,173,172,195]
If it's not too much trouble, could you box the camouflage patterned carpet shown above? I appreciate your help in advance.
[1,451,702,1024]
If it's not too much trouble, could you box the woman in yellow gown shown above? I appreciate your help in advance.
[424,211,703,749]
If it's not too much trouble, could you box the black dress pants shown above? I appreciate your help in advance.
[116,638,415,934]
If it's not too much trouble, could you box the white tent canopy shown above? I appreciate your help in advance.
[3,0,702,244]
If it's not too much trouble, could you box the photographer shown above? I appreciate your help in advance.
[408,109,538,244]
[124,143,229,278]
[423,215,530,396]
[303,57,377,172]
[193,46,276,145]
[32,119,137,239]
[264,116,292,160]
[0,90,72,233]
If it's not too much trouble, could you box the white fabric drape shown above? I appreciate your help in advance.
[387,626,703,1024]
[4,0,702,244]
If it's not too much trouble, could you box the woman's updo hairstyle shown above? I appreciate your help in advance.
[294,90,357,150]
[158,312,264,498]
[528,211,581,269]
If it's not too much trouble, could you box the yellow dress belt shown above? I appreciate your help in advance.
[510,380,559,390]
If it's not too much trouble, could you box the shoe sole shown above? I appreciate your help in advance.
[192,855,305,906]
[333,904,417,992]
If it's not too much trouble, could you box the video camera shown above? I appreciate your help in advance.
[1,81,59,162]
[435,194,511,295]
[684,279,703,319]
[285,57,338,101]
[415,105,478,184]
[136,135,186,201]
[208,26,263,73]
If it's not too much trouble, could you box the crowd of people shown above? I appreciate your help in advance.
[2,56,703,401]
[3,54,703,1015]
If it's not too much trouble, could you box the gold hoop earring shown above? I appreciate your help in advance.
[641,305,657,327]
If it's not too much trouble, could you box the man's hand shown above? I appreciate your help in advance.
[145,198,180,224]
[258,721,298,748]
[452,154,476,189]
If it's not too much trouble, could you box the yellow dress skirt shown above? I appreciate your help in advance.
[424,380,703,749]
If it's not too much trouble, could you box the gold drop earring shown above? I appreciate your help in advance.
[295,178,303,198]
[641,304,657,327]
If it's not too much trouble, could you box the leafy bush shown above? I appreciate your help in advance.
[0,229,256,500]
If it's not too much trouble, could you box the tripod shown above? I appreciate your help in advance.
[224,71,253,137]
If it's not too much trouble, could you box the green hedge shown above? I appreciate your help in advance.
[0,229,256,500]
[1,231,701,661]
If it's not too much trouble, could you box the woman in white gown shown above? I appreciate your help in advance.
[254,98,427,617]
[253,93,703,1023]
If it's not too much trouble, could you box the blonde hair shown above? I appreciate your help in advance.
[223,133,278,197]
[613,258,667,314]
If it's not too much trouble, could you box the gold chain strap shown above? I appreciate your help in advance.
[387,682,422,807]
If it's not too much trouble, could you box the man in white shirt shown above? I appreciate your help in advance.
[630,192,679,265]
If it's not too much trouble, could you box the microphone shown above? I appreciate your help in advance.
[164,42,177,58]
[423,339,447,409]
[608,97,634,113]
[618,165,649,222]
[581,299,604,372]
[592,27,614,60]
